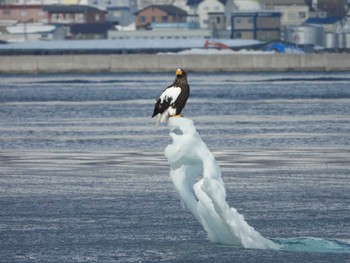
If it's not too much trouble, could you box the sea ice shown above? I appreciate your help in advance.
[164,117,278,249]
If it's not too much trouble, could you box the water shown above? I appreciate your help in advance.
[0,71,350,262]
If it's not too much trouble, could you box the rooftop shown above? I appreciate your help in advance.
[305,17,343,24]
[43,5,106,14]
[232,10,282,17]
[135,5,187,16]
[186,0,227,6]
[260,0,306,5]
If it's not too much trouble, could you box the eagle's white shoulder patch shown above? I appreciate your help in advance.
[160,86,181,104]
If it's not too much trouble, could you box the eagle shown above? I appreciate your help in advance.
[152,68,190,127]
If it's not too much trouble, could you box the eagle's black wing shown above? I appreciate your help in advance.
[152,85,182,118]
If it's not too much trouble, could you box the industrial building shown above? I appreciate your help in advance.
[231,11,282,41]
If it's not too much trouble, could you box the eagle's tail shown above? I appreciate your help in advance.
[156,115,161,128]
[155,110,170,127]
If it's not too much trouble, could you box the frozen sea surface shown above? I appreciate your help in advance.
[0,72,350,262]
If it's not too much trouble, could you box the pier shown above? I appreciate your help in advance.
[1,53,350,73]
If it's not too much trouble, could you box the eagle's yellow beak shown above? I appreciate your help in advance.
[176,68,183,76]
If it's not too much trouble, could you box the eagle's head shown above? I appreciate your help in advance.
[176,68,187,79]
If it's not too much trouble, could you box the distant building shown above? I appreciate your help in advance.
[208,12,226,30]
[106,5,137,26]
[317,0,349,17]
[231,11,282,41]
[305,17,343,32]
[186,0,234,29]
[208,12,230,38]
[87,0,137,10]
[150,21,199,30]
[0,4,48,23]
[196,0,225,29]
[70,22,112,39]
[304,0,314,9]
[108,27,211,40]
[43,5,111,39]
[259,0,306,9]
[136,0,172,9]
[43,5,106,24]
[134,4,187,30]
[284,24,324,46]
[0,0,70,4]
[64,0,81,3]
[87,0,137,26]
[260,0,309,27]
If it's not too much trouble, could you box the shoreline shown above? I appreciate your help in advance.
[1,53,350,73]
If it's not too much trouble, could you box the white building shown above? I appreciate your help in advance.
[260,0,309,27]
[275,5,308,26]
[233,0,259,10]
[186,0,236,29]
[197,0,225,28]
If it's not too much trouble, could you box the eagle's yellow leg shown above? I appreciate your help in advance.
[173,114,183,117]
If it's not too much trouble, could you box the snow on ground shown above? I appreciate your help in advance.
[6,23,56,34]
[158,48,275,55]
[115,23,136,31]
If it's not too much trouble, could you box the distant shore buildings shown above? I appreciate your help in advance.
[231,11,282,41]
[0,0,350,51]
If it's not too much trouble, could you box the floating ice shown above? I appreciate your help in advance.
[273,237,350,253]
[164,117,350,253]
[164,117,278,249]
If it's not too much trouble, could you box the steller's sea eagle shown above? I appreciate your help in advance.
[152,68,190,127]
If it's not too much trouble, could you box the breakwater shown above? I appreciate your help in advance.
[1,53,350,73]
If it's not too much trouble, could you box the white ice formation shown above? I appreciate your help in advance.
[164,117,278,249]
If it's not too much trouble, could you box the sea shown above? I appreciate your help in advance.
[0,71,349,262]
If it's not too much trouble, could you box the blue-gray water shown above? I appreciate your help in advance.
[0,72,349,262]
